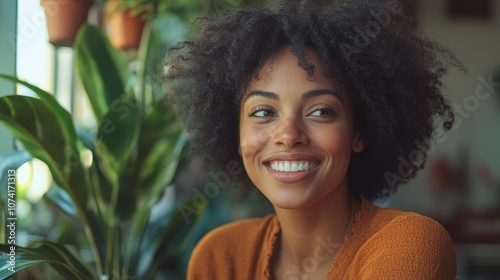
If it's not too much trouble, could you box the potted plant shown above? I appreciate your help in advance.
[104,0,148,50]
[101,0,244,50]
[40,0,94,47]
[0,18,202,279]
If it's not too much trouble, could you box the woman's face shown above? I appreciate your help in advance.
[239,47,363,210]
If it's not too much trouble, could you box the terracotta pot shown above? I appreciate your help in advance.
[40,0,94,47]
[105,2,146,50]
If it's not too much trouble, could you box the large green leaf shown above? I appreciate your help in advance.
[44,185,77,218]
[0,77,103,275]
[139,197,204,278]
[0,150,31,195]
[119,100,188,276]
[0,96,88,209]
[88,159,113,213]
[137,14,186,104]
[95,94,140,187]
[0,242,93,279]
[121,108,187,239]
[141,128,187,204]
[0,74,78,150]
[158,197,204,256]
[75,24,130,122]
[77,129,114,219]
[77,128,96,152]
[136,101,188,207]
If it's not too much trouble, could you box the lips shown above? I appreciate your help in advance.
[268,161,320,172]
[263,153,322,183]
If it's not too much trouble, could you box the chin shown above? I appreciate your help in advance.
[265,188,326,210]
[271,200,311,210]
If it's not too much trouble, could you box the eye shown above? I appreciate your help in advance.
[249,106,278,118]
[309,106,337,118]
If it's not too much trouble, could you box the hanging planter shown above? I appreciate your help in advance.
[40,0,94,47]
[105,1,147,50]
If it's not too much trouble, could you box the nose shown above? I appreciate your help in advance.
[273,115,309,148]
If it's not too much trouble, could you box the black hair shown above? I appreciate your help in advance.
[164,0,463,201]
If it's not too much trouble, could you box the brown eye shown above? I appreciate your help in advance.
[249,106,277,118]
[309,106,336,118]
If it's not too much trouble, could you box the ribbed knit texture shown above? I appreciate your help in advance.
[187,198,457,279]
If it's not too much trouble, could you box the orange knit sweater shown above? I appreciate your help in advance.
[187,198,457,279]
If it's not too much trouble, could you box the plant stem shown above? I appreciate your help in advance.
[83,221,104,277]
[81,167,105,277]
[136,21,152,114]
[105,181,120,277]
[122,199,150,277]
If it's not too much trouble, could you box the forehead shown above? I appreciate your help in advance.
[246,47,336,94]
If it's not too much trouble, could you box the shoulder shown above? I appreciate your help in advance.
[187,215,277,280]
[193,214,276,253]
[355,209,457,279]
[372,209,453,243]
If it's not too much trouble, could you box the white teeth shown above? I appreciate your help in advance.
[284,162,290,172]
[268,161,318,172]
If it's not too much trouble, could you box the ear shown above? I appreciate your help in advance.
[352,132,364,153]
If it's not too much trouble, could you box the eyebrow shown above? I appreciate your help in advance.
[244,89,343,103]
[244,90,279,101]
[302,89,343,103]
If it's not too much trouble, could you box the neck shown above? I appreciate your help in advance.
[273,184,357,277]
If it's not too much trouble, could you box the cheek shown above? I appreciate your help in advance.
[239,126,271,160]
[317,125,353,156]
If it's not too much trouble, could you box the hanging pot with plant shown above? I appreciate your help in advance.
[105,0,147,50]
[40,0,94,47]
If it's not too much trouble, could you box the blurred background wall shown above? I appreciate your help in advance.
[379,0,500,278]
[390,0,500,215]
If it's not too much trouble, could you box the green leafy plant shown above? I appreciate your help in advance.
[102,0,246,21]
[0,16,203,279]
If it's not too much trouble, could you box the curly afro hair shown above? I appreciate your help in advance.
[164,0,463,201]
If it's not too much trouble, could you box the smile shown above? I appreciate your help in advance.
[267,161,320,172]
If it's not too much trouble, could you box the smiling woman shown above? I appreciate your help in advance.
[239,48,363,212]
[164,0,462,279]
